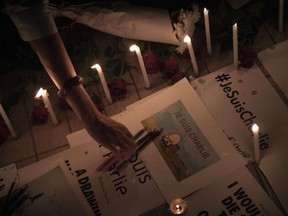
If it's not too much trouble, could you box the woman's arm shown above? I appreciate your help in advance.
[30,33,137,161]
[4,0,137,167]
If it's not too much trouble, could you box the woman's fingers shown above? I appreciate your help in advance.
[96,154,117,172]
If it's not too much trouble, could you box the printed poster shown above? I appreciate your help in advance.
[184,165,284,216]
[258,39,288,98]
[110,79,245,202]
[191,64,288,213]
[12,159,93,216]
[63,137,166,216]
[142,100,220,182]
[0,163,18,198]
[61,142,126,216]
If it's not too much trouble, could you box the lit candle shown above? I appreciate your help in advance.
[232,23,238,68]
[184,35,199,77]
[130,44,151,89]
[35,88,58,125]
[204,8,212,55]
[170,198,188,215]
[252,123,260,163]
[279,0,284,32]
[91,64,113,104]
[0,103,18,138]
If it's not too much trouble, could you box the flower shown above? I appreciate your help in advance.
[31,103,48,125]
[144,53,163,74]
[162,56,180,79]
[0,123,9,145]
[239,45,257,68]
[108,78,127,101]
[171,71,187,84]
[173,6,201,54]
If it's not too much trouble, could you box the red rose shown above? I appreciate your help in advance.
[108,78,127,101]
[171,71,187,84]
[0,123,9,145]
[162,57,179,79]
[144,53,162,74]
[31,103,48,125]
[239,46,257,68]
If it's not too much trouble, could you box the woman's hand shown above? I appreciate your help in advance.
[65,84,137,171]
[87,112,138,162]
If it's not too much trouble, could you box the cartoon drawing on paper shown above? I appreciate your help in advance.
[142,100,220,181]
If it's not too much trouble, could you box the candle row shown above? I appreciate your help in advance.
[0,87,262,164]
[188,8,239,77]
[91,44,152,105]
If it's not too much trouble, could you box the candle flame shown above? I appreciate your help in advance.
[91,63,101,71]
[252,124,259,133]
[233,23,237,28]
[129,44,139,52]
[204,8,208,14]
[35,87,45,98]
[175,204,182,212]
[183,35,191,43]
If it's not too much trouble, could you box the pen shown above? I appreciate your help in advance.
[6,185,27,206]
[4,177,17,206]
[136,130,155,145]
[116,129,162,170]
[137,129,162,152]
[133,128,146,140]
[3,185,28,216]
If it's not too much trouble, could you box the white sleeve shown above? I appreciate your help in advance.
[4,0,57,41]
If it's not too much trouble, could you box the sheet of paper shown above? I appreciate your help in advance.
[50,2,179,45]
[185,165,284,215]
[258,39,288,98]
[0,163,18,198]
[191,63,288,213]
[15,159,93,216]
[60,142,126,216]
[257,123,288,214]
[112,79,245,202]
[63,137,166,216]
[192,64,288,162]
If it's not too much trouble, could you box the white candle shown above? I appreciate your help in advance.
[0,103,18,138]
[184,35,199,77]
[279,0,284,32]
[233,23,238,68]
[169,198,187,215]
[204,8,212,55]
[252,123,260,163]
[130,44,151,89]
[35,88,58,125]
[91,64,113,104]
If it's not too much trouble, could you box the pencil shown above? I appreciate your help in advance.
[4,178,16,206]
[133,128,146,140]
[116,129,162,170]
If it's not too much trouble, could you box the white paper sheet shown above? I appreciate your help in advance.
[257,39,288,98]
[16,159,93,216]
[50,2,179,45]
[65,135,166,216]
[0,163,18,198]
[192,63,288,213]
[185,165,284,215]
[112,79,245,202]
